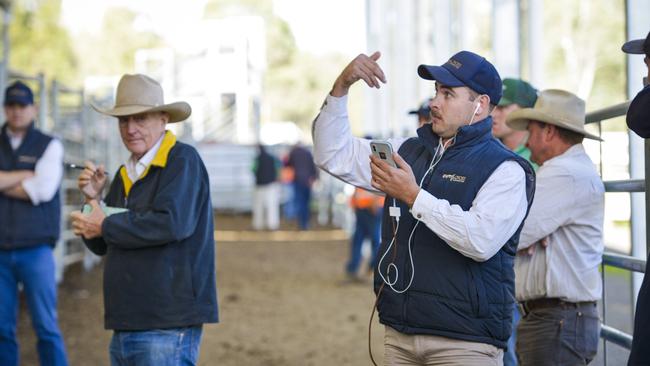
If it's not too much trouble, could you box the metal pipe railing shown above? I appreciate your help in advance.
[601,324,634,349]
[586,102,631,124]
[604,179,645,192]
[603,252,647,273]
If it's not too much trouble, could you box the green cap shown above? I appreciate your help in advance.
[498,78,538,107]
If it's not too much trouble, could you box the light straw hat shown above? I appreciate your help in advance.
[506,89,602,141]
[92,74,191,123]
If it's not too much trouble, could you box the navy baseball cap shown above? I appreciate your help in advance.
[622,31,650,55]
[4,81,34,106]
[408,98,432,117]
[417,50,503,105]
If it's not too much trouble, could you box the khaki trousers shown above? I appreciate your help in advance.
[384,326,503,366]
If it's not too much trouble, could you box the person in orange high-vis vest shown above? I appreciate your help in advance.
[345,187,385,280]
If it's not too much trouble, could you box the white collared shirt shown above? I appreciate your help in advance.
[515,144,604,302]
[125,133,165,182]
[7,128,63,205]
[312,94,528,262]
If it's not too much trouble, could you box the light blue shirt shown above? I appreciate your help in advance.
[515,144,604,302]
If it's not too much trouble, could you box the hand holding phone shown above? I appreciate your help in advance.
[370,140,397,168]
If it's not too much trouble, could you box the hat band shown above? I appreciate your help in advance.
[113,103,162,108]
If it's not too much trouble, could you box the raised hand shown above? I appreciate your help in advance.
[331,51,387,97]
[77,160,107,202]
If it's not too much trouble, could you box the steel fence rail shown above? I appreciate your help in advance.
[585,102,631,124]
[602,252,647,273]
[604,179,645,192]
[600,324,634,350]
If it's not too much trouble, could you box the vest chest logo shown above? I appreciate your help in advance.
[441,173,466,183]
[17,155,38,164]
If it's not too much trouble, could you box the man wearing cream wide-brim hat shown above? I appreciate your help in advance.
[70,74,219,366]
[506,89,604,365]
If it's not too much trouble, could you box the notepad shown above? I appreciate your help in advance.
[82,203,128,216]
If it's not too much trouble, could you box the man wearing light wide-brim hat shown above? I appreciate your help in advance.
[506,89,604,365]
[70,74,219,366]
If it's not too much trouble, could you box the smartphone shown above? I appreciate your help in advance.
[370,140,397,168]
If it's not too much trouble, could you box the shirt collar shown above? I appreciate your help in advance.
[125,132,166,182]
[119,130,177,197]
[544,143,585,166]
[6,128,23,150]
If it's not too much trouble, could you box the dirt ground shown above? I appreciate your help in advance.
[17,214,385,366]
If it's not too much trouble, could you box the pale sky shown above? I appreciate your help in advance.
[61,0,366,57]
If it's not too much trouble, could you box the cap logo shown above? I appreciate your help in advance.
[448,59,462,69]
[9,89,28,97]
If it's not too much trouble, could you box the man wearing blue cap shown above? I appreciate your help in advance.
[408,98,433,128]
[0,81,67,366]
[623,31,650,139]
[313,51,534,365]
[624,30,650,366]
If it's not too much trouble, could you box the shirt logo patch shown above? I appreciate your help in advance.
[442,173,466,183]
[17,155,37,164]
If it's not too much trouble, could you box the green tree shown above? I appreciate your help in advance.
[74,7,163,78]
[543,0,626,130]
[8,0,78,85]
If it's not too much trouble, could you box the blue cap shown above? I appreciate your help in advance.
[417,50,502,105]
[4,81,34,106]
[408,98,432,118]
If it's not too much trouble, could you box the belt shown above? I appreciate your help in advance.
[519,298,596,317]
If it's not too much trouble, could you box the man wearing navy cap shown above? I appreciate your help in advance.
[313,51,534,365]
[491,77,538,366]
[0,81,67,366]
[623,31,650,139]
[492,78,538,169]
[408,98,433,128]
[625,30,650,366]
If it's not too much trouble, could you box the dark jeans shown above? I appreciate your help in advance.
[0,245,68,366]
[517,302,599,366]
[504,304,520,366]
[110,326,203,366]
[346,208,381,275]
[293,182,311,230]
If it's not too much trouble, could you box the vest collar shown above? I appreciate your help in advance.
[417,116,493,155]
[1,122,36,153]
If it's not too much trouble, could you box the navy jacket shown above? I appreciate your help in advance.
[84,131,219,330]
[287,145,317,186]
[627,85,650,138]
[255,147,278,186]
[374,118,535,348]
[0,123,61,249]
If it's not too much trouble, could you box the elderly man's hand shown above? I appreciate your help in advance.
[78,160,107,202]
[331,51,387,97]
[70,200,106,239]
[370,152,420,207]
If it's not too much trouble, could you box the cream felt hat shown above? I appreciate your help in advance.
[92,74,191,123]
[506,89,602,141]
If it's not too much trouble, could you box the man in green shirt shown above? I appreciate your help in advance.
[490,77,538,366]
[492,78,539,170]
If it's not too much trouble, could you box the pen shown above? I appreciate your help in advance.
[65,163,86,170]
